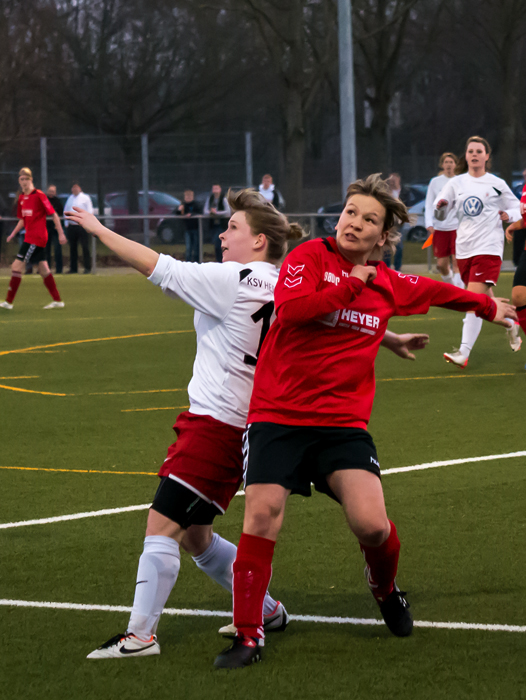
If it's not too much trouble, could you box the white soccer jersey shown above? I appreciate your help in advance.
[434,172,520,259]
[425,174,459,230]
[148,254,278,429]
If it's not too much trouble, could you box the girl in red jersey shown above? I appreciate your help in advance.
[0,168,66,310]
[504,183,526,348]
[214,174,517,669]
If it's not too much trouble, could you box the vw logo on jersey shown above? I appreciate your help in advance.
[463,196,483,217]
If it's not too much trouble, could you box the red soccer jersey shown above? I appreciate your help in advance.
[248,237,496,429]
[17,189,56,247]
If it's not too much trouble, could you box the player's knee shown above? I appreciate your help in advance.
[437,259,449,275]
[353,521,390,547]
[244,501,282,537]
[511,289,526,307]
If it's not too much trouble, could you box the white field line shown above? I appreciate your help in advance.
[1,451,524,530]
[0,599,524,634]
[0,504,150,530]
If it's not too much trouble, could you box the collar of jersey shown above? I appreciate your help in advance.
[324,236,381,268]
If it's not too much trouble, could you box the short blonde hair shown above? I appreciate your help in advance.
[227,188,304,263]
[345,174,411,256]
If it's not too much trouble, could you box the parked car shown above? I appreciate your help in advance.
[316,184,428,238]
[401,198,428,242]
[104,190,181,236]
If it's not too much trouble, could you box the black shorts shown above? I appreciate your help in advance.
[151,476,223,528]
[16,242,46,264]
[513,248,526,288]
[243,422,381,502]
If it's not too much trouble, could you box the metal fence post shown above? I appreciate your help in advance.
[309,215,316,239]
[198,217,204,263]
[141,134,149,247]
[91,235,97,274]
[427,245,432,271]
[40,137,48,191]
[245,132,253,188]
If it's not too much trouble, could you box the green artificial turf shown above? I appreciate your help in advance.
[0,271,524,700]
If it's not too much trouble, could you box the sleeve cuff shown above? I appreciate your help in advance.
[148,253,172,286]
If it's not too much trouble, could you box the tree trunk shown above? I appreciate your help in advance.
[282,87,305,211]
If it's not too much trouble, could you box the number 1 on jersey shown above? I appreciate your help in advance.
[243,301,275,366]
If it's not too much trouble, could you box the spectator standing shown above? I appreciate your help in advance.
[64,182,93,273]
[45,184,64,274]
[204,184,230,262]
[512,168,526,267]
[383,173,405,271]
[178,188,202,262]
[258,174,285,211]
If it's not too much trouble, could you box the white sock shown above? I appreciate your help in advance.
[441,272,454,284]
[127,535,180,639]
[192,533,278,617]
[459,313,483,357]
[453,272,464,289]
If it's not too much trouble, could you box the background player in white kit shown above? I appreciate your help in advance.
[424,153,463,288]
[67,190,429,660]
[435,136,521,367]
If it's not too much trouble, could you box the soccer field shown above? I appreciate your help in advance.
[0,271,525,700]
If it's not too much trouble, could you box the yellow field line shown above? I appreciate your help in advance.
[377,372,519,382]
[121,405,190,412]
[0,384,68,396]
[0,466,156,476]
[0,376,39,379]
[89,388,187,396]
[0,329,193,357]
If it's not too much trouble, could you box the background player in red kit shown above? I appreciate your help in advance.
[214,174,517,669]
[503,181,526,351]
[0,167,66,310]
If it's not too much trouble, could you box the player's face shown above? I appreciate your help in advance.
[220,211,263,264]
[466,143,489,171]
[336,194,387,263]
[442,157,456,176]
[19,175,33,193]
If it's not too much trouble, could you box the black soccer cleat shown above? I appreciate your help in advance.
[214,635,263,669]
[378,584,413,637]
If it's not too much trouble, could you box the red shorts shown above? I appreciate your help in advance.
[457,255,502,287]
[158,410,244,513]
[432,230,456,259]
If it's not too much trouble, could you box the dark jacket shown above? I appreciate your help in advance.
[47,196,64,233]
[177,200,202,231]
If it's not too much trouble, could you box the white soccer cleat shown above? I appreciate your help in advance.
[443,350,468,368]
[218,601,290,636]
[86,632,160,659]
[43,301,65,309]
[506,323,522,352]
[0,301,13,309]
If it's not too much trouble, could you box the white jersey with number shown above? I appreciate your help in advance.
[434,172,520,259]
[148,254,278,428]
[424,174,459,230]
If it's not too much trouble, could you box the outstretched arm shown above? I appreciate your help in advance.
[65,207,159,277]
[505,217,525,243]
[381,331,430,360]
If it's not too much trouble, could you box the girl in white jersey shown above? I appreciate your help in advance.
[66,191,430,660]
[424,152,463,287]
[434,136,521,367]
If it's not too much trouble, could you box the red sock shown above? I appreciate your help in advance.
[42,273,61,301]
[6,274,22,303]
[233,533,275,640]
[517,306,526,335]
[360,520,400,603]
